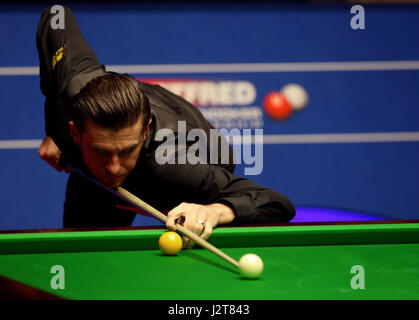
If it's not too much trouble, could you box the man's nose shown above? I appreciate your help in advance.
[106,155,121,175]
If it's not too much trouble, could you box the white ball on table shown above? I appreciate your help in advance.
[238,253,264,279]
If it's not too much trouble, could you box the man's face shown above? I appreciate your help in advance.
[70,118,148,188]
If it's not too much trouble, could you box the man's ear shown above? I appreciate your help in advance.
[69,121,81,145]
[143,118,152,135]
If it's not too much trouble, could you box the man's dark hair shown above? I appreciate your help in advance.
[71,73,151,132]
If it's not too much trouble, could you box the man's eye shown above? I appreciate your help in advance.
[95,149,108,156]
[120,148,135,156]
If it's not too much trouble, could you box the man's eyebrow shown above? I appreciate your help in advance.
[91,145,109,153]
[121,143,140,152]
[91,142,140,153]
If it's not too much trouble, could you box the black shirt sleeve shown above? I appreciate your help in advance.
[145,160,295,225]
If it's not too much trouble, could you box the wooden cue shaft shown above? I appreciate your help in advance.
[67,165,239,268]
[116,186,240,268]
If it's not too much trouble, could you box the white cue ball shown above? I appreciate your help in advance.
[281,83,309,111]
[238,253,264,279]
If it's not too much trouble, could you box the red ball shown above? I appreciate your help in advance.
[263,91,292,120]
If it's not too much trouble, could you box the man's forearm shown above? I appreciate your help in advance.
[36,5,105,98]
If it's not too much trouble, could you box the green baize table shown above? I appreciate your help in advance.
[0,221,418,299]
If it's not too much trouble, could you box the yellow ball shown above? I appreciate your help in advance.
[159,231,183,256]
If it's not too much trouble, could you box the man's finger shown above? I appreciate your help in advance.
[166,203,189,231]
[200,221,213,241]
[182,235,190,249]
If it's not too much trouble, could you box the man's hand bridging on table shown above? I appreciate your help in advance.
[166,202,235,249]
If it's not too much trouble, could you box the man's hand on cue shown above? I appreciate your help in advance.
[166,202,235,249]
[38,136,70,173]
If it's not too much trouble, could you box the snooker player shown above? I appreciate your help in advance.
[36,6,295,248]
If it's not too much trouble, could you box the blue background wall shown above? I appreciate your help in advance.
[1,2,419,230]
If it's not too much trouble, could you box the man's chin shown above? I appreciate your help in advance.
[102,182,119,189]
[98,177,125,189]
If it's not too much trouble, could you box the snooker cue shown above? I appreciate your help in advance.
[68,164,240,268]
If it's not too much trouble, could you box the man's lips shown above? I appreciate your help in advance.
[99,174,127,186]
